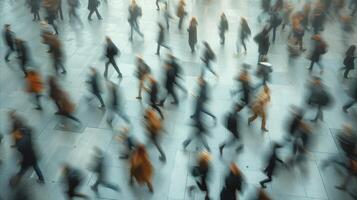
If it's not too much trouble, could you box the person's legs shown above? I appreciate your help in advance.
[93,92,105,107]
[156,0,160,10]
[152,136,166,161]
[151,103,164,119]
[241,38,247,52]
[343,68,351,78]
[308,60,315,70]
[261,112,267,130]
[200,106,216,122]
[178,17,183,30]
[110,58,122,77]
[343,99,356,111]
[88,10,94,20]
[117,109,131,124]
[5,47,13,61]
[129,24,134,40]
[248,113,258,125]
[32,162,44,181]
[62,113,81,123]
[34,94,42,110]
[104,60,110,78]
[156,43,161,55]
[259,174,272,188]
[95,8,102,19]
[169,87,179,104]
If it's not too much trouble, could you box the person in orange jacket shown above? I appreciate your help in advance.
[26,69,43,110]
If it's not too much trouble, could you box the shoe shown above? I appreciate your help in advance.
[98,105,105,109]
[335,185,346,190]
[37,179,45,184]
[260,182,266,188]
[136,96,142,100]
[219,145,224,156]
[34,107,42,111]
[118,73,123,78]
[159,156,166,162]
[261,128,269,132]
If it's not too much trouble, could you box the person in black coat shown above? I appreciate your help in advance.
[219,105,244,156]
[146,76,164,119]
[86,67,105,108]
[3,24,15,62]
[341,45,356,79]
[104,37,122,79]
[167,54,187,94]
[156,23,170,56]
[30,0,41,21]
[201,42,218,78]
[220,163,246,200]
[90,148,120,194]
[306,77,332,122]
[188,17,198,53]
[11,127,45,185]
[88,0,102,20]
[62,164,89,200]
[128,0,144,41]
[268,10,282,43]
[14,38,29,77]
[308,35,327,74]
[188,152,211,200]
[231,64,253,106]
[284,106,304,141]
[343,78,357,113]
[254,27,270,63]
[259,143,284,188]
[159,62,179,106]
[218,13,229,45]
[106,81,131,128]
[238,17,251,53]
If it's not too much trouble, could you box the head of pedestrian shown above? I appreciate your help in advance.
[105,36,112,43]
[4,24,10,30]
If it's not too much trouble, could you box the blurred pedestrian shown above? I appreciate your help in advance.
[268,9,282,43]
[103,37,122,79]
[144,108,166,162]
[306,77,332,122]
[62,164,89,200]
[15,38,29,77]
[85,67,105,108]
[128,0,144,41]
[341,45,356,79]
[29,0,41,21]
[130,144,154,193]
[156,23,170,56]
[342,79,357,113]
[248,85,270,132]
[187,17,198,53]
[43,0,59,34]
[220,163,246,200]
[68,0,83,25]
[254,27,270,63]
[25,69,43,110]
[163,2,172,30]
[135,56,151,100]
[231,64,253,106]
[188,151,211,200]
[218,13,229,45]
[146,76,164,119]
[201,42,218,78]
[42,31,67,75]
[176,0,186,30]
[259,143,284,188]
[88,0,102,20]
[307,35,327,74]
[89,147,120,194]
[238,17,251,54]
[3,24,16,62]
[158,61,179,106]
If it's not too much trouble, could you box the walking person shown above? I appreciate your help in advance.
[29,0,41,21]
[56,0,64,20]
[10,127,45,186]
[254,27,270,63]
[68,0,83,25]
[158,61,179,106]
[218,13,229,45]
[220,163,246,200]
[201,42,218,78]
[25,69,43,110]
[156,23,170,56]
[231,64,253,106]
[15,38,29,77]
[248,85,271,132]
[89,147,120,195]
[167,53,188,94]
[268,9,282,43]
[176,0,186,30]
[163,2,172,30]
[188,151,212,200]
[219,105,244,156]
[307,35,327,74]
[106,81,131,128]
[42,32,67,75]
[259,143,284,188]
[103,37,122,79]
[61,164,89,200]
[187,17,198,53]
[43,0,59,34]
[3,24,15,62]
[135,55,151,100]
[238,17,251,54]
[144,108,166,162]
[342,79,357,113]
[88,0,102,20]
[341,45,356,79]
[85,67,105,108]
[145,76,164,119]
[130,144,154,193]
[128,0,144,41]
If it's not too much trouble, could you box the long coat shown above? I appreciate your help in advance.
[188,25,197,46]
[88,0,99,11]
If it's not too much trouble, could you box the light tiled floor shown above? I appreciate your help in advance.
[1,0,357,199]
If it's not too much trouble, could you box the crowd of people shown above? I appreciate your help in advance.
[1,0,357,199]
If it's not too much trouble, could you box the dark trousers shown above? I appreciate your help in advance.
[5,46,14,61]
[313,105,323,122]
[91,92,105,106]
[92,174,118,191]
[106,106,131,126]
[32,11,40,20]
[309,60,323,71]
[271,26,277,43]
[54,58,66,75]
[178,16,184,30]
[104,57,122,78]
[160,86,178,105]
[192,103,216,122]
[58,6,64,20]
[19,58,28,76]
[129,21,143,40]
[151,102,164,119]
[201,61,217,77]
[240,38,247,52]
[17,162,44,181]
[183,129,210,151]
[33,94,42,109]
[150,135,166,160]
[156,43,170,55]
[88,8,102,20]
[196,176,210,200]
[219,32,225,45]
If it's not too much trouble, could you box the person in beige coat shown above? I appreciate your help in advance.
[248,85,270,132]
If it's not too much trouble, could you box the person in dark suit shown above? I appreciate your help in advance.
[3,24,15,62]
[88,0,102,20]
[187,17,198,53]
[268,10,282,43]
[128,0,144,41]
[11,127,45,186]
[219,105,244,156]
[220,163,246,200]
[15,38,29,77]
[135,56,151,99]
[218,13,229,45]
[86,67,105,108]
[43,0,59,34]
[158,61,179,106]
[231,64,253,106]
[341,45,356,79]
[254,27,270,63]
[104,37,122,79]
[308,35,327,74]
[259,143,284,188]
[167,54,187,94]
[156,23,170,56]
[90,147,120,194]
[30,0,41,21]
[62,164,89,200]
